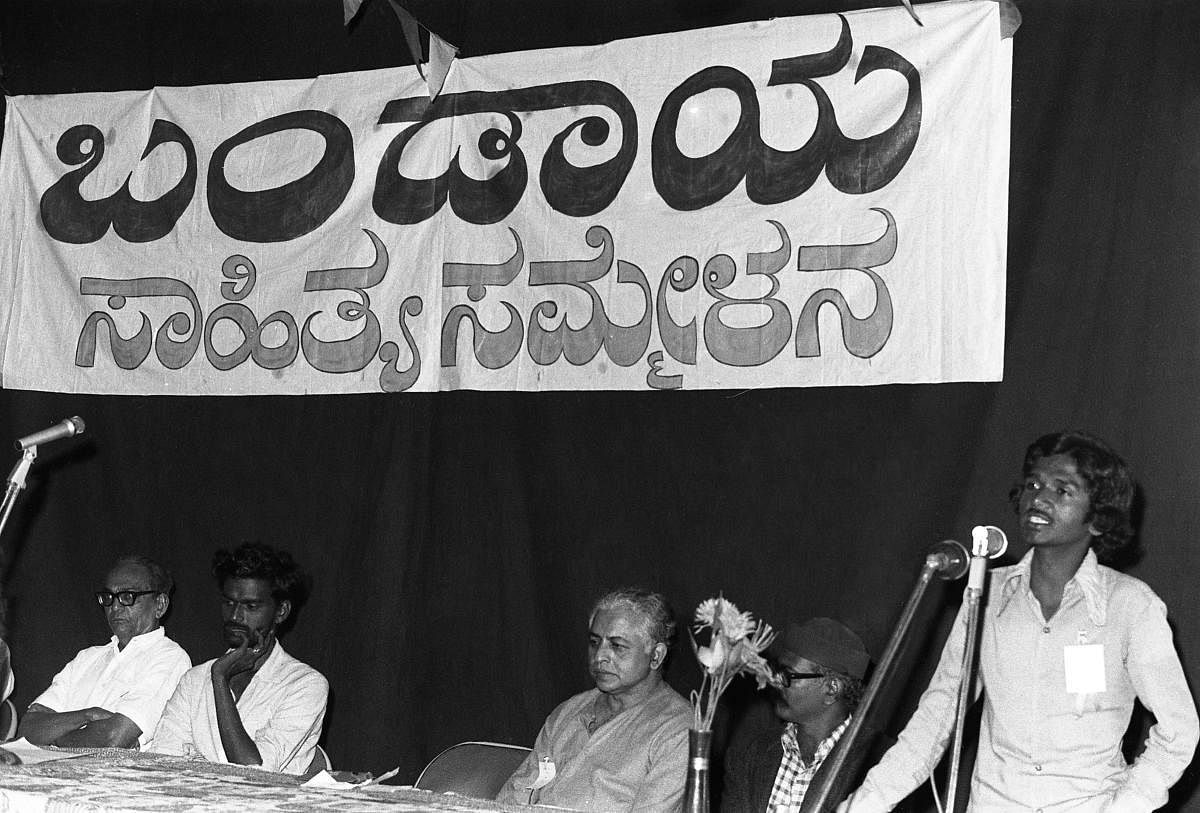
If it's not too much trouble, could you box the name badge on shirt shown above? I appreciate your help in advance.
[526,757,556,790]
[1063,643,1106,694]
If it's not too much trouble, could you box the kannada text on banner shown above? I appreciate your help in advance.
[0,0,1010,394]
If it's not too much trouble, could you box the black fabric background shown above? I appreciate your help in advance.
[2,0,1199,809]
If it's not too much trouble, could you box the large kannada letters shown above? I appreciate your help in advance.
[208,111,355,243]
[652,17,920,210]
[48,15,925,390]
[75,229,424,393]
[74,214,899,391]
[41,120,198,244]
[376,80,638,225]
[39,17,916,242]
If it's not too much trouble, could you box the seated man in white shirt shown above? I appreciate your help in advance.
[149,543,327,775]
[19,555,191,748]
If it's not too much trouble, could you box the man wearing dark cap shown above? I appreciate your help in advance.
[724,617,872,811]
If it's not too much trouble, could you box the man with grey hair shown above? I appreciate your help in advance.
[496,587,692,811]
[21,555,191,748]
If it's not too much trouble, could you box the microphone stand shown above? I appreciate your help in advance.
[0,448,36,544]
[0,447,37,617]
[801,541,968,813]
[944,536,993,813]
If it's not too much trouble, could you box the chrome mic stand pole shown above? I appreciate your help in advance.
[0,448,36,545]
[801,540,969,813]
[0,447,37,615]
[944,527,1002,813]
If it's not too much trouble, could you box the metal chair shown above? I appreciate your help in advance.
[414,741,531,799]
[303,744,332,775]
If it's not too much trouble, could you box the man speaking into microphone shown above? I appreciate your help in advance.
[841,431,1198,812]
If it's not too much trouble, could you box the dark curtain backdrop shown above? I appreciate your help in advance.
[2,0,1199,810]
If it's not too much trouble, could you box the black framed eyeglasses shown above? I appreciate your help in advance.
[775,667,825,687]
[95,590,158,607]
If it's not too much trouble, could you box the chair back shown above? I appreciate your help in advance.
[0,699,16,742]
[415,741,531,799]
[304,744,332,775]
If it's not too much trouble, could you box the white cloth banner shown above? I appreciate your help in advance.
[0,0,1009,395]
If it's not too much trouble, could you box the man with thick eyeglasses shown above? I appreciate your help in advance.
[725,617,890,812]
[19,555,191,748]
[149,543,327,775]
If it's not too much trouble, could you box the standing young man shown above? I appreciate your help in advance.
[844,431,1199,812]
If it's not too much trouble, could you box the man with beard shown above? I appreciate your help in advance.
[496,588,692,811]
[842,431,1199,812]
[20,555,190,748]
[149,544,327,774]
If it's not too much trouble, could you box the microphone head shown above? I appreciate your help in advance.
[926,539,969,580]
[67,416,86,436]
[971,525,1008,558]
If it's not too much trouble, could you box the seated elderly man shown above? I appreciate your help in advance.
[20,555,191,748]
[149,543,327,774]
[496,587,691,811]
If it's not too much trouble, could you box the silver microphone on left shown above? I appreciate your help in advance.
[14,416,86,451]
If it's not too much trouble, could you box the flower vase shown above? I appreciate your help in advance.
[682,728,712,813]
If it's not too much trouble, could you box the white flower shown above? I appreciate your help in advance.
[719,609,757,642]
[739,647,780,690]
[694,598,720,627]
[690,596,780,729]
[696,636,729,674]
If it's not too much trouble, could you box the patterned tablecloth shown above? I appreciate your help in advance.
[0,748,530,812]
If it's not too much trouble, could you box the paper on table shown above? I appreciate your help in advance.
[301,766,401,789]
[2,738,93,764]
[301,770,347,788]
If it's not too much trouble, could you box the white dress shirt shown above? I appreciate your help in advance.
[850,550,1199,812]
[148,640,327,774]
[32,627,191,746]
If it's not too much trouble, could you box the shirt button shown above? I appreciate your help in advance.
[1034,764,1042,772]
[1042,626,1050,633]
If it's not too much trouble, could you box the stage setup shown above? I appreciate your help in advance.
[0,0,1198,810]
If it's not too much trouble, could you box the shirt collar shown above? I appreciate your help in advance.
[780,715,851,769]
[996,548,1107,626]
[107,625,166,651]
[577,682,665,731]
[248,639,288,683]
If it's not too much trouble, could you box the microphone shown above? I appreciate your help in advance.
[964,525,1007,595]
[14,416,87,451]
[970,525,1008,559]
[925,540,969,580]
